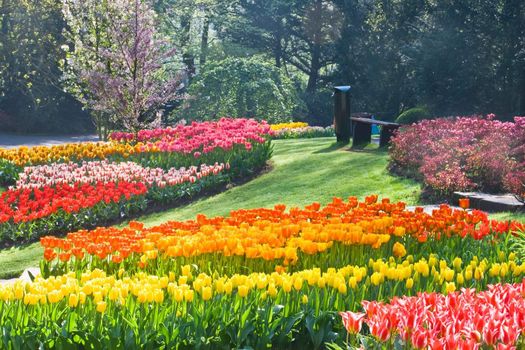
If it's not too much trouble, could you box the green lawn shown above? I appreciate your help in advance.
[0,137,523,279]
[133,138,421,227]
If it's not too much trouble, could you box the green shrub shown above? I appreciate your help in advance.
[174,57,302,124]
[0,159,20,186]
[395,107,431,125]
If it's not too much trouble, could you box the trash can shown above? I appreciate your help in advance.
[333,86,351,143]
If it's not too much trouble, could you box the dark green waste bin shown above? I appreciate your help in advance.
[333,86,351,143]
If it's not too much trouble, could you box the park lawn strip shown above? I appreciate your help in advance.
[490,211,525,222]
[0,243,43,280]
[1,138,523,280]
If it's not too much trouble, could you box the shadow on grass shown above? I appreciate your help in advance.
[312,142,349,154]
[345,144,388,154]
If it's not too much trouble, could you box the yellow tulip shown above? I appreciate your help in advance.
[224,281,233,295]
[173,289,184,302]
[393,227,406,237]
[96,301,107,313]
[108,288,119,301]
[456,272,464,285]
[238,285,249,298]
[181,265,192,277]
[453,257,462,270]
[283,280,292,293]
[349,276,357,289]
[200,286,213,302]
[293,277,303,291]
[154,290,164,303]
[474,268,483,280]
[371,272,383,286]
[68,294,79,307]
[267,284,278,298]
[184,290,194,302]
[445,282,456,294]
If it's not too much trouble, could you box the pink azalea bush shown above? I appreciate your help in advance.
[13,160,226,190]
[341,281,525,349]
[504,117,525,202]
[389,115,525,198]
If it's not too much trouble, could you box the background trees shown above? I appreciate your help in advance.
[0,0,90,133]
[177,57,302,122]
[0,0,524,133]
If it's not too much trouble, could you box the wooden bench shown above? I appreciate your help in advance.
[351,117,400,148]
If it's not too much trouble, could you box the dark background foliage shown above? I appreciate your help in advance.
[1,0,524,133]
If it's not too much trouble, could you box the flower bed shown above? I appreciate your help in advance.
[341,282,525,348]
[0,196,523,348]
[13,160,225,190]
[0,119,272,243]
[270,122,309,131]
[271,123,334,139]
[0,163,227,243]
[389,115,525,199]
[0,118,272,186]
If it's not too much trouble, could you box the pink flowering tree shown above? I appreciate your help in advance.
[63,0,182,136]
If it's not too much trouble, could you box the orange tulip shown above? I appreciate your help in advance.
[459,198,470,210]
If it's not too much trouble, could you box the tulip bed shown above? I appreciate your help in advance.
[270,122,335,139]
[0,118,272,186]
[0,163,227,243]
[1,196,525,348]
[0,119,272,243]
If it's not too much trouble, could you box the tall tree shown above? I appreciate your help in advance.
[64,0,182,134]
[0,0,89,132]
[154,0,228,81]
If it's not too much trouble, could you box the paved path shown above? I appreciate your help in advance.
[0,133,99,149]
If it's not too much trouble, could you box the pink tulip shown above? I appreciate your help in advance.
[339,311,365,334]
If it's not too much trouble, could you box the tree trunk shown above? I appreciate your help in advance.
[274,32,282,68]
[199,15,210,67]
[306,43,320,93]
[0,0,8,35]
[180,15,195,80]
[519,63,525,116]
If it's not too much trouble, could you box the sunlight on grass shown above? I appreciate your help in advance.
[133,138,421,227]
[0,244,43,279]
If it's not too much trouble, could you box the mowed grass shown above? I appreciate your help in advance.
[134,138,421,227]
[0,138,523,279]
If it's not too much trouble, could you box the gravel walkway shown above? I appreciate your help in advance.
[0,133,99,149]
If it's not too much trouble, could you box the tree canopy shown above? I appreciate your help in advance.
[0,0,524,133]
